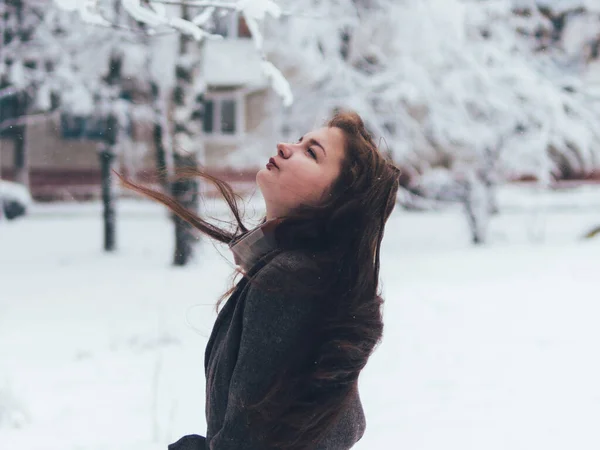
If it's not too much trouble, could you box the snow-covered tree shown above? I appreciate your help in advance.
[262,0,600,243]
[52,0,295,263]
[97,1,128,252]
[47,0,600,247]
[269,0,600,176]
[514,1,600,87]
[171,3,203,266]
[47,0,150,252]
[0,0,54,189]
[0,2,90,225]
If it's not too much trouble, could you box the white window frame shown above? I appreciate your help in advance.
[203,89,245,144]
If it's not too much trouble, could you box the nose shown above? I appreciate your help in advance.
[277,142,292,159]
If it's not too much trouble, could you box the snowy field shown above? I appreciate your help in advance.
[1,185,600,450]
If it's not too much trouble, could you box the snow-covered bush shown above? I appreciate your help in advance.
[0,180,32,221]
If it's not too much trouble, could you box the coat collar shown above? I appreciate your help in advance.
[228,218,282,272]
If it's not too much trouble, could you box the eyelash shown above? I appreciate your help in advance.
[298,138,317,161]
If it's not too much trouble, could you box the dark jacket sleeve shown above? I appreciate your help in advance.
[209,253,321,450]
[169,434,206,450]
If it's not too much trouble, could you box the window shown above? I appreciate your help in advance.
[60,113,132,141]
[200,92,244,139]
[203,100,214,133]
[60,114,87,139]
[221,99,236,133]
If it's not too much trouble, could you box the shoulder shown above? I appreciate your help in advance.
[244,250,324,314]
[269,249,319,269]
[253,250,321,286]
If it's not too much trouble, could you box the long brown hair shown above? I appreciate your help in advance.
[120,111,400,449]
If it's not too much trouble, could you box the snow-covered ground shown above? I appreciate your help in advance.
[1,186,600,450]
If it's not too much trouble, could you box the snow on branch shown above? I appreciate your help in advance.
[52,0,112,26]
[123,0,223,40]
[192,7,216,25]
[261,60,293,106]
[123,0,166,26]
[232,0,292,105]
[52,0,295,106]
[237,0,281,21]
[80,0,112,26]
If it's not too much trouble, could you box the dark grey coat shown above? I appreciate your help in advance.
[169,248,366,450]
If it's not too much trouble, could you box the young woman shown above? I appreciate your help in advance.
[122,111,400,450]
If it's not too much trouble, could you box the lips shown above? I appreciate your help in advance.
[268,157,279,169]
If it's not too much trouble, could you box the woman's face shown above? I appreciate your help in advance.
[257,126,346,220]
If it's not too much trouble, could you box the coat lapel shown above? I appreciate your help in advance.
[204,221,281,373]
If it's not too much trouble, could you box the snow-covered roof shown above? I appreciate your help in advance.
[202,39,268,89]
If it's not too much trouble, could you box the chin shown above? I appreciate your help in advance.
[256,169,270,193]
[256,168,266,184]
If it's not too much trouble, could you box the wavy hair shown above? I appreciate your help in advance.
[120,111,400,449]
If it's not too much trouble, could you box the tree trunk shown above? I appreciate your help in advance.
[0,157,4,222]
[100,113,118,252]
[10,0,29,189]
[151,82,172,193]
[140,4,173,195]
[485,182,499,216]
[481,145,500,216]
[172,153,199,266]
[171,4,201,266]
[13,126,28,187]
[461,171,490,245]
[154,121,169,191]
[13,90,29,189]
[98,0,124,252]
[99,144,116,252]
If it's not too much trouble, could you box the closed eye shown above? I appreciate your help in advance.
[299,136,318,160]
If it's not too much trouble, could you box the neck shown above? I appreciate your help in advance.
[265,204,288,222]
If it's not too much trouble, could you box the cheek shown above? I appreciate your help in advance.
[283,166,331,202]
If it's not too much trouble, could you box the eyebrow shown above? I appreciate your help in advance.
[300,136,327,157]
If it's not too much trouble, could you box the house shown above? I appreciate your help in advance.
[0,11,278,201]
[195,11,280,172]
